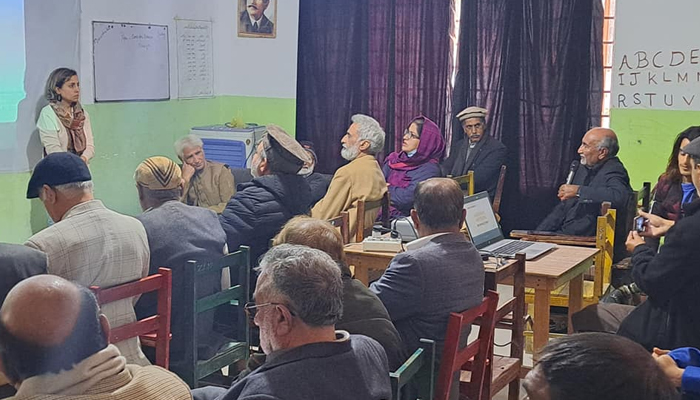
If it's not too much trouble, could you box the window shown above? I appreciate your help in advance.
[601,0,616,128]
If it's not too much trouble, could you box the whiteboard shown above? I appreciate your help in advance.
[176,19,214,99]
[92,21,170,102]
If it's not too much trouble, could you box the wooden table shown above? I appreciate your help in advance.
[344,243,599,355]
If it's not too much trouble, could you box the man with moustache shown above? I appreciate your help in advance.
[311,114,388,240]
[239,0,274,34]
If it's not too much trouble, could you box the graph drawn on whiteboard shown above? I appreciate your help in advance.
[176,19,214,99]
[93,22,170,102]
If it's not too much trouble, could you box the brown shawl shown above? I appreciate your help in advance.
[49,101,87,155]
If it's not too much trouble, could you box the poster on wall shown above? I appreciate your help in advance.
[237,0,277,38]
[612,0,700,111]
[176,19,214,99]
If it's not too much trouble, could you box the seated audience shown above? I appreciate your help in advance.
[133,156,227,365]
[573,137,700,351]
[219,126,312,266]
[311,114,388,240]
[175,134,235,214]
[441,106,506,199]
[298,141,332,207]
[0,275,192,399]
[371,178,484,357]
[273,216,404,369]
[192,245,391,400]
[383,116,445,217]
[24,152,150,365]
[536,127,632,261]
[654,347,700,399]
[647,126,700,249]
[523,333,678,400]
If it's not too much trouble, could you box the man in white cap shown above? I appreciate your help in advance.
[441,106,507,199]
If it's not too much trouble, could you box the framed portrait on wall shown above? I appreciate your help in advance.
[238,0,277,38]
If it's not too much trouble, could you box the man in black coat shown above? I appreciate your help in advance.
[219,125,312,265]
[573,136,700,352]
[441,106,507,199]
[537,127,632,261]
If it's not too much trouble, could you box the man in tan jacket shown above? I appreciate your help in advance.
[175,135,235,214]
[312,114,387,239]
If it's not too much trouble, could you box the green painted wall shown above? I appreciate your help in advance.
[611,108,700,189]
[0,95,296,244]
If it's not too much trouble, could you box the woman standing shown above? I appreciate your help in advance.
[37,68,94,163]
[383,116,445,217]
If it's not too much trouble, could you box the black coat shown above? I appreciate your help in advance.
[219,174,312,264]
[617,198,700,351]
[537,156,632,261]
[441,135,507,199]
[0,244,46,304]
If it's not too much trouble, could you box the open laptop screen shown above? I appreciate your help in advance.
[463,192,503,248]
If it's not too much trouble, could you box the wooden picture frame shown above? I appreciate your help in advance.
[238,0,277,39]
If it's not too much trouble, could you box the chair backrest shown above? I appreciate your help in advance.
[91,267,172,369]
[593,205,616,299]
[390,339,436,400]
[178,247,250,388]
[492,165,507,214]
[435,290,499,400]
[355,191,391,242]
[327,211,351,244]
[450,171,475,196]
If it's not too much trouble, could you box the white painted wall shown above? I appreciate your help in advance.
[79,0,299,103]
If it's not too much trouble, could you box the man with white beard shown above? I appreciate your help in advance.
[219,125,312,266]
[312,114,388,240]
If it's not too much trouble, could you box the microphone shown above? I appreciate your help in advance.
[565,160,580,185]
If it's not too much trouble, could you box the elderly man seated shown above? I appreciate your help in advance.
[311,114,388,240]
[219,126,312,266]
[24,152,150,366]
[536,127,632,261]
[523,333,678,400]
[192,245,392,400]
[371,178,485,358]
[175,134,235,214]
[0,275,192,399]
[133,156,228,365]
[573,136,700,352]
[441,106,507,199]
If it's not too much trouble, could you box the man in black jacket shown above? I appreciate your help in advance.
[441,106,507,199]
[219,125,312,266]
[573,136,700,352]
[537,127,632,261]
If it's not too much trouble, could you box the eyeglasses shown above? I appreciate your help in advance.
[463,123,483,132]
[243,301,296,321]
[403,130,420,140]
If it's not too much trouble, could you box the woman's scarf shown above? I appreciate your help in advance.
[50,101,87,156]
[385,116,445,188]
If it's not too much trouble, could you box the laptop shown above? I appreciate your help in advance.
[463,192,556,260]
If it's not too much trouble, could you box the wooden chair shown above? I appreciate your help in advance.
[390,339,436,400]
[492,165,507,214]
[355,191,391,242]
[450,171,475,196]
[91,267,172,369]
[512,204,616,309]
[327,211,351,244]
[171,247,250,388]
[435,291,499,400]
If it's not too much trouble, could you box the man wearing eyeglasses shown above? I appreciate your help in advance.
[441,106,507,200]
[192,245,391,400]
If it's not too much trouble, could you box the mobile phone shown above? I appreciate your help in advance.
[634,216,647,232]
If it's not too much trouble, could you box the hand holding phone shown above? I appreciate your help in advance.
[634,216,648,233]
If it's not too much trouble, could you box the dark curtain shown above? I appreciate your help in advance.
[297,0,452,173]
[453,0,603,233]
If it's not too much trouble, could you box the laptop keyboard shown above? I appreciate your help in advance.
[491,241,533,255]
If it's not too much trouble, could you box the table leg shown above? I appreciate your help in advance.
[567,273,584,334]
[533,288,550,356]
[353,264,369,286]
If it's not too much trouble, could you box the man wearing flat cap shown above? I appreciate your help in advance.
[219,125,313,267]
[23,152,150,366]
[573,136,700,352]
[441,106,507,199]
[133,156,228,366]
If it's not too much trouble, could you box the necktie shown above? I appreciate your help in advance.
[253,22,259,32]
